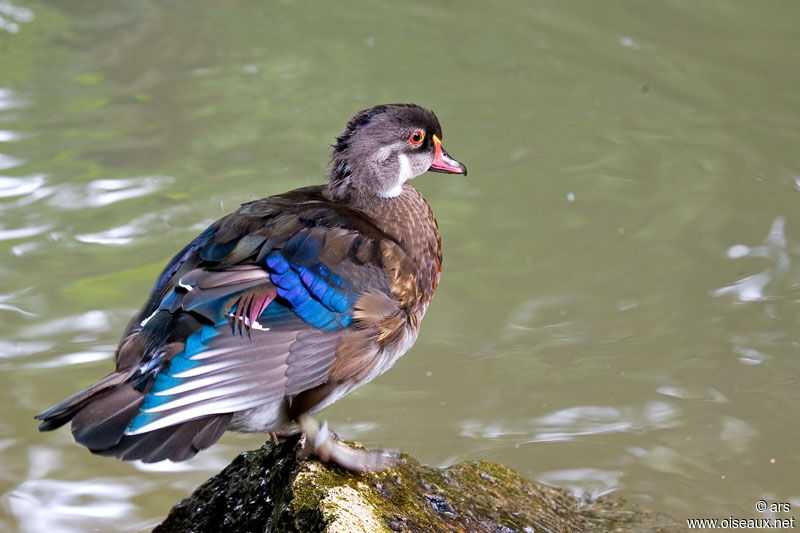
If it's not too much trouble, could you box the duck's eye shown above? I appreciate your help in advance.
[408,129,424,146]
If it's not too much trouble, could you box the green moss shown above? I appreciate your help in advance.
[157,438,682,533]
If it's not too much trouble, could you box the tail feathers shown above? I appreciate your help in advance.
[68,381,233,462]
[37,373,233,462]
[34,372,129,432]
[70,382,146,450]
[92,413,232,462]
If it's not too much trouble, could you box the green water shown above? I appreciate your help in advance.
[2,1,799,531]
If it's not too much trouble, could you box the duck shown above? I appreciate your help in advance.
[35,103,467,471]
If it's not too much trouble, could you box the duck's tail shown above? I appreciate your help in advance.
[35,341,232,462]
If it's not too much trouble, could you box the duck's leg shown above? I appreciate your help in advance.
[270,420,301,444]
[297,414,397,472]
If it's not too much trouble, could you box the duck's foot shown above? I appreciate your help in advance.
[297,414,398,472]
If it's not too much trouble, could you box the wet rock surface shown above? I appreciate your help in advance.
[154,437,683,532]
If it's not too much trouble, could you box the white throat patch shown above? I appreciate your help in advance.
[380,153,414,198]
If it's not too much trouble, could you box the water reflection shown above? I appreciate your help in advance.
[656,385,727,402]
[0,339,51,360]
[0,289,35,317]
[0,129,21,142]
[626,445,716,479]
[0,175,46,198]
[0,1,34,34]
[0,87,25,110]
[0,224,50,241]
[76,220,145,246]
[718,417,759,455]
[731,340,771,366]
[23,349,113,369]
[0,176,51,212]
[0,153,23,170]
[20,310,113,339]
[538,468,622,500]
[9,476,138,533]
[51,176,172,209]
[712,217,793,302]
[459,401,679,443]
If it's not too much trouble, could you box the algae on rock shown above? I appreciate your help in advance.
[155,437,681,532]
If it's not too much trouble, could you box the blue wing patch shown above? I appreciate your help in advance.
[265,251,354,331]
[127,324,221,432]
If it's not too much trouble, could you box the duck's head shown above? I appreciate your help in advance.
[327,103,467,202]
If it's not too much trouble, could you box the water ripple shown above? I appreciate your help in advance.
[76,223,142,246]
[0,339,53,359]
[626,445,717,478]
[0,302,35,316]
[731,339,772,366]
[0,223,50,241]
[528,402,679,443]
[4,446,166,532]
[19,310,113,339]
[712,217,793,302]
[25,348,113,369]
[0,129,21,142]
[0,175,46,198]
[8,477,138,533]
[0,288,35,317]
[0,176,52,213]
[0,87,27,110]
[87,177,167,207]
[0,1,35,34]
[0,153,23,170]
[656,385,728,402]
[537,468,622,500]
[49,175,172,209]
[458,401,680,443]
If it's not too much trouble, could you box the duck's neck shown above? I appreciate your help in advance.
[324,183,441,292]
[354,185,443,297]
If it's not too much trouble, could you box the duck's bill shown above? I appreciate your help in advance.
[429,134,468,176]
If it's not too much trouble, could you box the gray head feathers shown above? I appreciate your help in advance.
[327,104,444,203]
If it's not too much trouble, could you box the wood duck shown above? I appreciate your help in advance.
[35,103,467,471]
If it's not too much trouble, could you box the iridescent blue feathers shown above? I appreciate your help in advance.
[266,252,353,331]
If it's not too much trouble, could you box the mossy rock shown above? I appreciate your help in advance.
[154,437,682,532]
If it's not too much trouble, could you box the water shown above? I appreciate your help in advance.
[2,1,799,531]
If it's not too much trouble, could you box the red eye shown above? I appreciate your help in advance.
[408,129,424,146]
